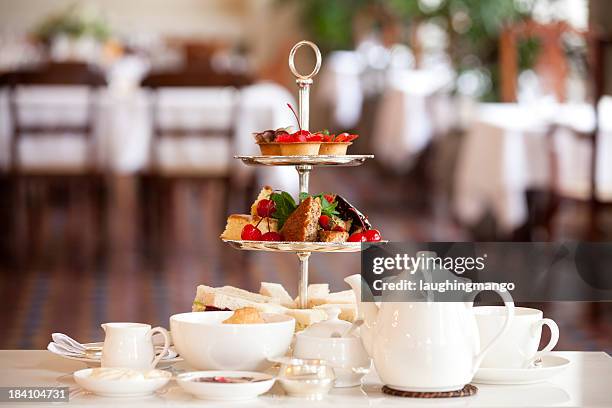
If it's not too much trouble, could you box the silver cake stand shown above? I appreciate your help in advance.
[224,41,374,308]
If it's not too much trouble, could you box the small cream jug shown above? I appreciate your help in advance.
[101,323,170,369]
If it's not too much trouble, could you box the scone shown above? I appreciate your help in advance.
[280,196,321,242]
[223,307,265,324]
[220,214,278,240]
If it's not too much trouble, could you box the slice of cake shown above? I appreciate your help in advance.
[318,230,349,242]
[280,196,321,242]
[220,214,278,240]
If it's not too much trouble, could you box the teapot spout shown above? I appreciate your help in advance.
[344,274,379,356]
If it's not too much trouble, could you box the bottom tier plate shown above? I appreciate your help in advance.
[222,239,364,253]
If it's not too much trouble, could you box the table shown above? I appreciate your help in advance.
[1,351,610,407]
[454,99,612,234]
[0,81,299,193]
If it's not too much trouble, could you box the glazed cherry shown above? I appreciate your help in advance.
[256,199,276,218]
[261,231,283,241]
[348,232,366,242]
[319,215,331,230]
[364,229,382,242]
[241,224,262,240]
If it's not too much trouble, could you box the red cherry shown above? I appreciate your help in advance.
[323,194,335,204]
[241,224,262,240]
[261,231,283,241]
[276,134,293,143]
[364,229,382,242]
[319,215,331,230]
[291,131,309,142]
[256,199,276,218]
[348,232,366,242]
[332,225,345,232]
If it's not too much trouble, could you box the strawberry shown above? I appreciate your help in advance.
[319,215,331,230]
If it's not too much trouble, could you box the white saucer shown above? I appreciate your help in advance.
[73,368,172,397]
[176,371,275,401]
[473,355,570,385]
[58,342,182,369]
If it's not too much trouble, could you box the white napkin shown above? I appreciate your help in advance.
[47,333,178,360]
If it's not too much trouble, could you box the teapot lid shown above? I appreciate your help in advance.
[301,307,352,338]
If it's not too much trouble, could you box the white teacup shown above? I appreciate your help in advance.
[474,307,559,369]
[101,323,170,370]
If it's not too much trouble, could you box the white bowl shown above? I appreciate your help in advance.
[293,334,371,387]
[73,368,171,397]
[170,311,294,371]
[176,371,275,401]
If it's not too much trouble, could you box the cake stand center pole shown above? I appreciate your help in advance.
[296,165,312,198]
[288,41,321,132]
[296,251,311,309]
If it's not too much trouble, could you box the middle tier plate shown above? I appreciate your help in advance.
[235,155,374,167]
[222,239,364,253]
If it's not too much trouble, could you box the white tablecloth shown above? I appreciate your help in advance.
[454,99,612,233]
[0,351,611,407]
[0,82,298,193]
[372,68,455,172]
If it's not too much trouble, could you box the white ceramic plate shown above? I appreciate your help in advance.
[73,368,172,398]
[58,342,182,369]
[473,355,570,385]
[176,371,275,401]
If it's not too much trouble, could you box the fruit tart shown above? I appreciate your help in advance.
[221,187,382,243]
[317,131,359,155]
[252,104,359,156]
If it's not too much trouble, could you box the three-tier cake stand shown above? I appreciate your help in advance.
[223,41,374,309]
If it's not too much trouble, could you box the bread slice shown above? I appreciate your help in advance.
[295,283,330,308]
[192,284,288,313]
[318,230,349,242]
[284,308,327,330]
[280,196,321,242]
[250,186,274,216]
[314,303,357,322]
[260,282,295,308]
[323,290,356,304]
[220,214,278,240]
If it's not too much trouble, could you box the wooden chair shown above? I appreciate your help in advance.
[139,68,251,260]
[5,62,107,265]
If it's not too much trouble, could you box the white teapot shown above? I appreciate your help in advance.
[345,260,514,392]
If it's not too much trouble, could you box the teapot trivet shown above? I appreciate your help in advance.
[382,384,478,398]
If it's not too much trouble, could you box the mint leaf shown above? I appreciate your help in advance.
[270,191,297,229]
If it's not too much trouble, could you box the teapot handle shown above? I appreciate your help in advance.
[471,290,514,375]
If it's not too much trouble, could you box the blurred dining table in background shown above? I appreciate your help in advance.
[454,98,612,235]
[0,79,298,193]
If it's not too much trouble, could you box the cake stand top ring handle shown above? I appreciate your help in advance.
[288,41,322,81]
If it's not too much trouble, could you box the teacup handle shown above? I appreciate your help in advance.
[148,327,170,369]
[524,318,559,368]
[471,290,515,375]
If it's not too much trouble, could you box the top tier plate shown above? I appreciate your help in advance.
[235,155,374,167]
